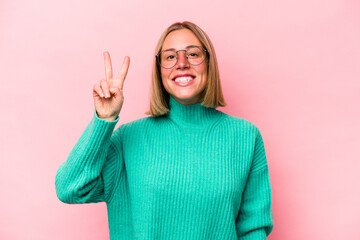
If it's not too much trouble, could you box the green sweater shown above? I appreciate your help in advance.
[55,96,274,239]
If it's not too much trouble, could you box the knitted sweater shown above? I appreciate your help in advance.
[55,96,274,240]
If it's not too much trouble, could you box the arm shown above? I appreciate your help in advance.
[55,109,124,204]
[236,127,274,239]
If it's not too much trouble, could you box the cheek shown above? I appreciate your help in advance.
[199,65,208,81]
[161,70,172,85]
[161,68,171,79]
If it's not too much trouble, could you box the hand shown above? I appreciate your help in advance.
[93,52,130,121]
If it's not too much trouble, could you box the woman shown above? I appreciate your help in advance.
[55,21,274,239]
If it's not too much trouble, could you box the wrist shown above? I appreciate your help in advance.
[101,116,118,122]
[95,110,118,122]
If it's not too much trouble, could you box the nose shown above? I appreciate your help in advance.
[175,50,190,69]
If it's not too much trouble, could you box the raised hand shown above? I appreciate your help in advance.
[93,52,130,121]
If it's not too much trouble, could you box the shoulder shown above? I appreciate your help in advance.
[219,111,260,134]
[217,112,265,150]
[112,115,167,138]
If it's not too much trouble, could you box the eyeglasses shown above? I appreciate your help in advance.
[156,46,208,69]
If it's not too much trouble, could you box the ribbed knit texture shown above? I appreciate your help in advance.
[55,96,274,239]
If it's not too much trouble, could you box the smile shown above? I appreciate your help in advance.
[173,76,195,87]
[174,76,194,83]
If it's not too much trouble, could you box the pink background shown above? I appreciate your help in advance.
[1,0,359,239]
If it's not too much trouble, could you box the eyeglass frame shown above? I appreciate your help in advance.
[156,46,208,69]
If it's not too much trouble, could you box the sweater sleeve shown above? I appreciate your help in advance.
[235,127,274,239]
[55,109,124,204]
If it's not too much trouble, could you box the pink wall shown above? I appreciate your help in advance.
[1,0,359,239]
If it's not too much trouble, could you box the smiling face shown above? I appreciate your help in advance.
[160,29,208,105]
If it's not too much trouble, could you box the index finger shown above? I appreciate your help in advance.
[103,51,113,81]
[119,56,130,90]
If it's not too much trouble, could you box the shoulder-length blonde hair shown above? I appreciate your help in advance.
[146,21,226,117]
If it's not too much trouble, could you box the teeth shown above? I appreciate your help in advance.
[174,76,194,82]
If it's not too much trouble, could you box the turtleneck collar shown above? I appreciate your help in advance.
[167,95,223,129]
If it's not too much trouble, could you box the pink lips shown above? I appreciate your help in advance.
[172,74,196,80]
[172,74,196,87]
[173,79,194,87]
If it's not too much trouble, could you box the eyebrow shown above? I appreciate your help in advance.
[162,45,200,52]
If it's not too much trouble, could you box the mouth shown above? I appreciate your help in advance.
[172,75,196,87]
[174,76,194,82]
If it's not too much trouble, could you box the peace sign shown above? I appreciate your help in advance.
[93,52,130,121]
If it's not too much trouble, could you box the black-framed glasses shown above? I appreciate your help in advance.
[156,46,208,69]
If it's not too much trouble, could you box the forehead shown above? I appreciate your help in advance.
[162,29,202,50]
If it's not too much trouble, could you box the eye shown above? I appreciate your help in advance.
[167,55,176,60]
[189,53,198,57]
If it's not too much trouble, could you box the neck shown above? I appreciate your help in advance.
[167,95,222,129]
[171,95,202,105]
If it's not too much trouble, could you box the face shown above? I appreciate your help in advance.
[160,29,208,105]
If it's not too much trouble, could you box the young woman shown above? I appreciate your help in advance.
[55,21,274,239]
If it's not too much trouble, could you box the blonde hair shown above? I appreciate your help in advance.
[146,21,226,117]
